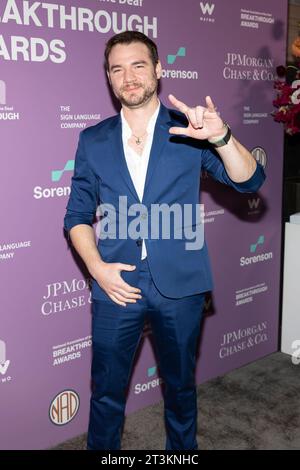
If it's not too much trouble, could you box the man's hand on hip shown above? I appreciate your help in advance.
[93,262,142,307]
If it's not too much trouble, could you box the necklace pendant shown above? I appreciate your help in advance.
[136,138,141,145]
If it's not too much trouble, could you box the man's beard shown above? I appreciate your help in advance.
[116,76,158,108]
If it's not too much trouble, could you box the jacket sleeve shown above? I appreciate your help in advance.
[64,130,99,234]
[201,147,266,193]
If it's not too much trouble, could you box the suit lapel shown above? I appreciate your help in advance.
[107,115,140,202]
[142,104,172,205]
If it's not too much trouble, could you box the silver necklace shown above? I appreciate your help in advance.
[132,131,147,145]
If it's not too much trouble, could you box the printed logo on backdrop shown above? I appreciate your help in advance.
[0,240,31,261]
[247,197,261,216]
[49,390,80,425]
[59,105,101,130]
[240,8,275,30]
[33,160,74,200]
[0,1,158,64]
[41,277,92,316]
[219,322,268,359]
[52,336,92,366]
[162,47,198,80]
[199,2,215,23]
[134,365,163,395]
[223,53,275,81]
[51,161,74,183]
[243,105,268,126]
[0,79,6,104]
[98,0,145,7]
[0,79,20,121]
[202,208,225,225]
[0,339,12,384]
[251,146,267,169]
[235,282,268,307]
[240,235,273,267]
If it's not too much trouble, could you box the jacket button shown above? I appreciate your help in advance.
[136,240,142,247]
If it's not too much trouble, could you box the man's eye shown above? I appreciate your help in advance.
[136,65,144,68]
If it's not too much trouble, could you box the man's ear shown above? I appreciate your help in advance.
[156,60,162,79]
[106,70,112,85]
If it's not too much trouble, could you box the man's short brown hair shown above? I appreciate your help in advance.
[104,31,159,71]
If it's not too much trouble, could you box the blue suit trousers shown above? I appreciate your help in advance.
[87,257,205,450]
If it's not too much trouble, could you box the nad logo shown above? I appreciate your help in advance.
[0,80,6,105]
[49,390,80,426]
[167,47,186,65]
[0,340,10,375]
[250,235,264,253]
[147,366,157,377]
[200,2,215,15]
[51,160,74,182]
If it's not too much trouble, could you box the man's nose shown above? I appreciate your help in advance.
[123,68,135,82]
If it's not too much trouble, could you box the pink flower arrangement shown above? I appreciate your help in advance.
[272,34,300,135]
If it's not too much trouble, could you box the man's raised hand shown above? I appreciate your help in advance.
[168,94,225,141]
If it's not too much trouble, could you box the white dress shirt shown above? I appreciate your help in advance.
[120,102,160,259]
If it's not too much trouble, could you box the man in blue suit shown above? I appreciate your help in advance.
[64,31,265,450]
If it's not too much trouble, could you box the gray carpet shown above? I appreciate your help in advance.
[52,352,300,450]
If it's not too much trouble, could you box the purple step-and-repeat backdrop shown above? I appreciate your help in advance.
[0,0,287,449]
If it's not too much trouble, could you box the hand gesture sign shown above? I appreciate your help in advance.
[168,94,225,141]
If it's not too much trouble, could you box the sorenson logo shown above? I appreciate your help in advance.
[240,235,273,266]
[162,47,198,80]
[134,366,163,395]
[167,47,185,65]
[250,235,264,253]
[34,161,72,199]
[147,366,157,377]
[52,160,74,182]
[49,390,80,425]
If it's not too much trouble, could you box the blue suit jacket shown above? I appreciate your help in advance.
[64,103,266,299]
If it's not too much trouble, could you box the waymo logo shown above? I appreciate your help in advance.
[250,235,264,253]
[52,160,74,182]
[248,198,260,210]
[0,80,6,105]
[240,235,273,266]
[167,47,186,65]
[0,340,10,376]
[200,2,215,15]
